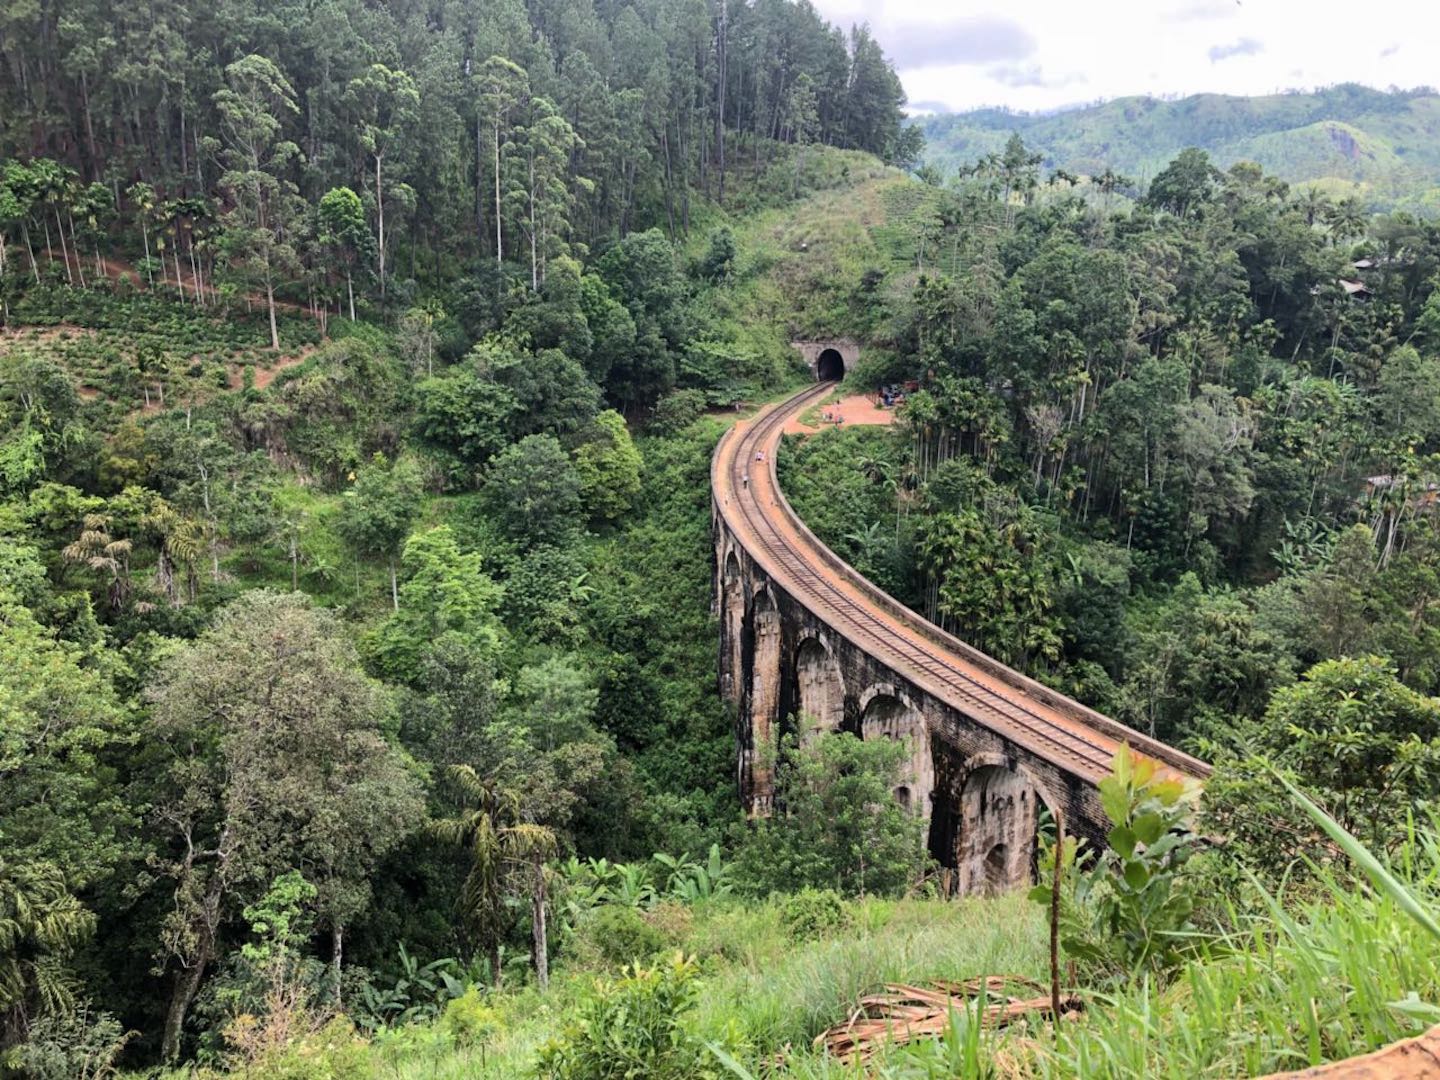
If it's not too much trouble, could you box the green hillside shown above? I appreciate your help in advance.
[918,84,1440,211]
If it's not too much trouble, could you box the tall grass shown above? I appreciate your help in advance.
[143,799,1440,1078]
[690,895,1046,1054]
[724,802,1440,1078]
[865,811,1440,1078]
[326,896,1043,1079]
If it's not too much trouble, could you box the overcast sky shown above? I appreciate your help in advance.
[808,0,1440,114]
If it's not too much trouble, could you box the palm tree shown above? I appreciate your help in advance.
[1323,196,1367,246]
[61,513,133,611]
[1092,168,1134,213]
[431,766,558,989]
[1295,187,1331,227]
[856,454,892,486]
[0,856,94,1033]
[126,181,158,285]
[29,159,75,283]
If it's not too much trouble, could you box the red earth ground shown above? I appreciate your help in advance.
[783,392,897,434]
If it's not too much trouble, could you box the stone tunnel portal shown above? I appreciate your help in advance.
[816,347,845,382]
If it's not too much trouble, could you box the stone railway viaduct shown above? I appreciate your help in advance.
[713,369,1209,894]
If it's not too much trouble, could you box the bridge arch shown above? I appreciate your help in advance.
[794,636,845,740]
[858,685,933,817]
[713,381,1210,893]
[952,753,1057,896]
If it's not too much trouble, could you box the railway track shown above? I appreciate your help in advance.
[713,382,1210,787]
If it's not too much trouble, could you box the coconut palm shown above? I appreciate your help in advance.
[1323,196,1368,245]
[1295,186,1331,227]
[856,454,892,486]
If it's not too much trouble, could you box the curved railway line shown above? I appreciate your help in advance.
[713,381,1210,788]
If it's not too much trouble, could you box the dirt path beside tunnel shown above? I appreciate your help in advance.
[784,392,897,434]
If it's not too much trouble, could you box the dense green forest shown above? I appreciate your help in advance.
[0,0,920,1072]
[782,140,1440,864]
[918,84,1440,213]
[0,0,916,349]
[5,0,1440,1074]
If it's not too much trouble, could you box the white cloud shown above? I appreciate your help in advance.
[1208,38,1265,63]
[808,0,1440,112]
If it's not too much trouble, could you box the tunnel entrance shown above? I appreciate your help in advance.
[816,348,844,382]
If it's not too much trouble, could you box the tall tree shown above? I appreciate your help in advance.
[210,55,304,350]
[146,592,418,1061]
[317,186,372,320]
[346,65,419,301]
[431,766,557,987]
[125,181,158,286]
[336,453,424,611]
[479,56,529,270]
[0,583,129,1046]
[511,97,585,289]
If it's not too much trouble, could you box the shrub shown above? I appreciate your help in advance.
[439,986,501,1048]
[536,953,727,1080]
[1030,746,1203,984]
[579,905,667,968]
[645,901,696,946]
[779,888,851,941]
[648,389,707,436]
[731,731,930,898]
[369,1022,453,1069]
[4,1005,133,1079]
[221,1014,370,1080]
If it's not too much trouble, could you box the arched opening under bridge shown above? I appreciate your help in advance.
[794,637,845,740]
[859,691,932,817]
[721,552,744,704]
[953,764,1053,896]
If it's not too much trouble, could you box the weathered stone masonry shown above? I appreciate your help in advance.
[715,516,1116,893]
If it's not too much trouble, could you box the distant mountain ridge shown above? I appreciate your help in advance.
[916,84,1440,211]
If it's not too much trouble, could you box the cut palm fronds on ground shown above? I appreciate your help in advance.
[816,976,1081,1065]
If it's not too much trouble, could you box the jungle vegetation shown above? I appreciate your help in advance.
[918,84,1440,213]
[2,0,1440,1074]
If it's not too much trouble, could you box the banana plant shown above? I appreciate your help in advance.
[354,943,470,1031]
[656,844,733,903]
[611,862,657,909]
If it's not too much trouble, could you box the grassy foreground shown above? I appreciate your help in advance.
[151,895,1045,1078]
[142,837,1440,1080]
